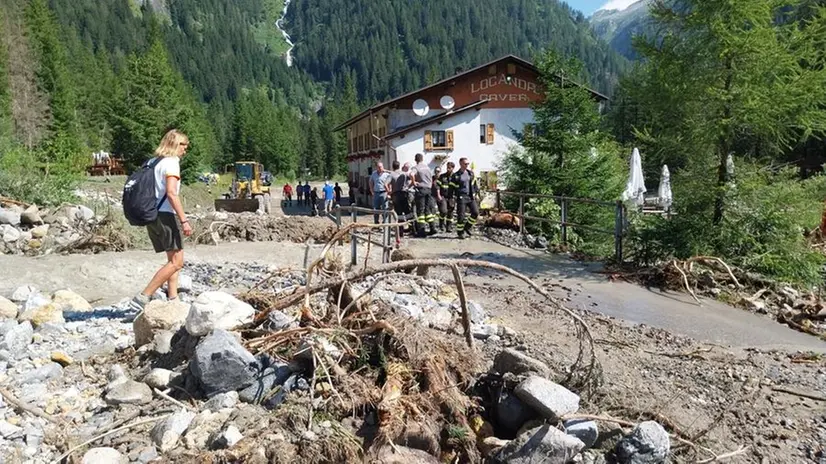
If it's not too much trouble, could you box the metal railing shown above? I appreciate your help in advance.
[329,205,407,265]
[492,191,626,262]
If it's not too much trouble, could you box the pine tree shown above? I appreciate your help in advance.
[502,50,624,248]
[0,7,12,145]
[627,0,826,223]
[110,37,218,182]
[25,0,85,172]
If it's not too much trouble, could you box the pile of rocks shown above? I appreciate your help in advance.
[483,349,671,464]
[354,274,517,342]
[0,262,675,464]
[197,211,337,245]
[0,202,99,255]
[484,227,550,251]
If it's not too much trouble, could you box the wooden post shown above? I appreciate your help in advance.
[519,195,525,236]
[350,209,358,266]
[614,201,624,263]
[335,207,343,246]
[560,198,568,245]
[495,190,501,211]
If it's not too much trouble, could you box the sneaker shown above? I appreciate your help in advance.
[128,293,150,313]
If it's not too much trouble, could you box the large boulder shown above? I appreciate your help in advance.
[133,299,190,347]
[190,329,257,397]
[185,291,255,336]
[150,409,195,452]
[0,321,33,357]
[18,303,64,327]
[375,445,441,464]
[492,424,585,463]
[514,376,580,421]
[238,360,292,404]
[52,290,93,312]
[493,349,549,376]
[30,224,49,239]
[82,447,127,464]
[10,285,36,302]
[1,225,20,243]
[496,392,539,436]
[615,421,670,464]
[0,296,19,319]
[21,207,43,226]
[0,209,21,226]
[563,419,599,449]
[105,379,153,405]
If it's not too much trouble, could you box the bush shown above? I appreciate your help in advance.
[0,146,78,206]
[630,160,826,285]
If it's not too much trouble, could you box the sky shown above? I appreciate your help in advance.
[568,0,639,16]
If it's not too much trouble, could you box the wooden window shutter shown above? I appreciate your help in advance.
[486,123,495,145]
[446,130,454,150]
[424,130,433,150]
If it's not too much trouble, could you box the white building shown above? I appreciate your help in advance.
[334,55,608,204]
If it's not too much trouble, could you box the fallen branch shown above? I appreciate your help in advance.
[451,264,474,350]
[252,257,599,392]
[686,256,742,289]
[52,413,172,463]
[673,260,701,305]
[0,387,62,425]
[771,385,826,402]
[154,388,193,410]
[695,446,750,463]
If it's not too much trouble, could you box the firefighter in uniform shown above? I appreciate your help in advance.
[451,157,479,239]
[411,153,437,237]
[436,161,456,232]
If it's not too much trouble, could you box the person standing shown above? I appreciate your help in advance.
[436,161,456,232]
[309,187,320,216]
[410,153,437,237]
[129,129,193,311]
[296,181,304,206]
[390,160,412,236]
[334,182,342,205]
[323,181,335,213]
[282,182,293,207]
[369,162,392,224]
[451,157,479,239]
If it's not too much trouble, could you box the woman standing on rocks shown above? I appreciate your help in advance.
[130,129,193,311]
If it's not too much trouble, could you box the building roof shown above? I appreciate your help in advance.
[333,54,609,132]
[383,100,489,140]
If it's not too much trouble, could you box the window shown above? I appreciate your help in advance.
[480,125,486,144]
[424,130,454,150]
[432,130,447,148]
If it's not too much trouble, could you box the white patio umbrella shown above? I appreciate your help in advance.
[658,164,672,210]
[621,147,647,206]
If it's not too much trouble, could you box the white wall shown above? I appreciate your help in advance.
[387,107,534,172]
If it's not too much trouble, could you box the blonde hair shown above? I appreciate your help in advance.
[154,129,189,158]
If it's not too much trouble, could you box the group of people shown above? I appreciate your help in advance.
[282,181,344,216]
[369,154,479,239]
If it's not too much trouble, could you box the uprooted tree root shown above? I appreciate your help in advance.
[615,255,826,339]
[228,222,605,462]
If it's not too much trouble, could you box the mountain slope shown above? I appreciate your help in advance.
[286,0,628,101]
[590,0,652,60]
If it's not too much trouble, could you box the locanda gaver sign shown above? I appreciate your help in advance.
[470,74,541,102]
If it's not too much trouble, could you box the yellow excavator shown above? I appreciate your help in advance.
[214,161,272,214]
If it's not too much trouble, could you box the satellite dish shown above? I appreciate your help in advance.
[412,99,430,117]
[439,95,455,110]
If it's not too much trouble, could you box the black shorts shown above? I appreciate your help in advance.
[146,212,183,253]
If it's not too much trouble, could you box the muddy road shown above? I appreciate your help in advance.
[1,237,823,353]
